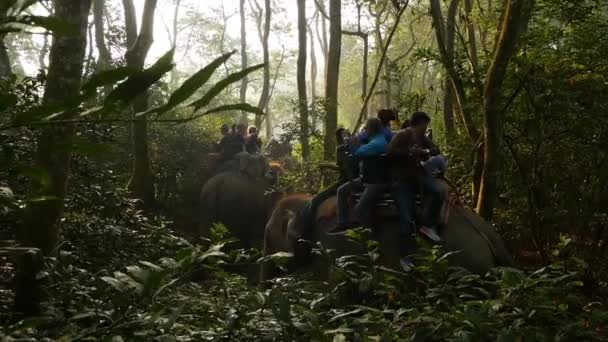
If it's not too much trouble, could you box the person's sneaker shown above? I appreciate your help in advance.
[400,258,415,272]
[419,226,442,242]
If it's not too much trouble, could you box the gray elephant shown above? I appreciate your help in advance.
[261,180,513,281]
[199,152,283,249]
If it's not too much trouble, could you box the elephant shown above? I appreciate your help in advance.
[261,179,514,281]
[199,152,283,250]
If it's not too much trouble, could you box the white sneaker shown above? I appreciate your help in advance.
[419,226,442,242]
[400,258,415,272]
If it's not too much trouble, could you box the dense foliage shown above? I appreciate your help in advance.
[1,0,608,340]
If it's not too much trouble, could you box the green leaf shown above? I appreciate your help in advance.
[189,63,264,111]
[82,66,137,96]
[204,103,263,116]
[157,50,237,115]
[104,49,175,108]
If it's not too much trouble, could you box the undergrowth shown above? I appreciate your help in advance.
[1,196,606,341]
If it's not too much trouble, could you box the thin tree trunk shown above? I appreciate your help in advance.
[308,20,318,131]
[21,0,92,254]
[343,30,369,122]
[354,4,407,131]
[239,0,249,122]
[314,0,329,84]
[297,0,310,160]
[0,9,11,77]
[168,0,181,89]
[0,38,11,77]
[125,0,158,211]
[464,0,480,76]
[93,0,112,95]
[430,0,479,142]
[38,32,50,72]
[255,0,271,130]
[476,0,534,220]
[265,47,286,138]
[442,0,459,138]
[323,0,341,160]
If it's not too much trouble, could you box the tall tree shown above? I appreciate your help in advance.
[0,4,12,77]
[124,0,158,210]
[308,20,317,101]
[93,0,112,94]
[354,2,407,131]
[297,0,310,159]
[370,2,391,108]
[239,0,249,122]
[323,0,341,160]
[342,0,369,121]
[442,0,459,138]
[314,0,329,84]
[477,0,535,220]
[252,0,271,129]
[21,0,92,254]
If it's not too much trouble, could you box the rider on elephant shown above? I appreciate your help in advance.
[334,117,390,232]
[357,108,397,144]
[388,111,446,271]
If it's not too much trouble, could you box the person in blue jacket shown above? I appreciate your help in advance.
[333,117,391,232]
[357,108,397,144]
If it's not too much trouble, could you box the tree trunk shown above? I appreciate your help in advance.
[255,0,271,129]
[297,0,310,160]
[93,0,112,95]
[21,0,92,254]
[323,0,341,161]
[308,19,318,131]
[354,5,407,131]
[442,0,459,138]
[314,0,329,84]
[464,0,480,77]
[343,30,369,123]
[239,0,249,122]
[476,0,534,220]
[0,37,11,77]
[0,9,11,77]
[125,0,157,211]
[430,0,479,142]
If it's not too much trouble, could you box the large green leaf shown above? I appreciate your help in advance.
[188,63,264,112]
[180,103,263,124]
[156,50,237,116]
[82,66,137,96]
[203,103,264,116]
[104,49,175,107]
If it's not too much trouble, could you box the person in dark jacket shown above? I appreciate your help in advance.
[388,111,445,271]
[246,125,263,153]
[333,118,390,232]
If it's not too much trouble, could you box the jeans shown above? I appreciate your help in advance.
[391,181,418,258]
[418,173,446,228]
[355,183,390,228]
[337,179,389,228]
[391,174,446,257]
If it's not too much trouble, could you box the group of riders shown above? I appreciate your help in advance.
[214,109,448,272]
[334,109,448,272]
